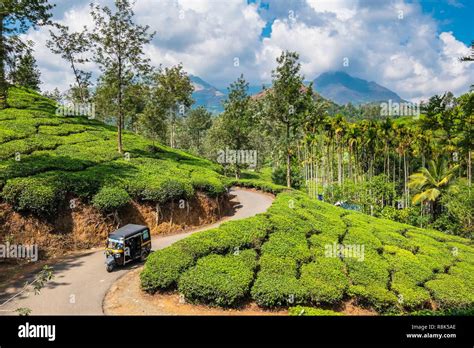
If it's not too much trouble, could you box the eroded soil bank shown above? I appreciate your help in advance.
[0,192,233,284]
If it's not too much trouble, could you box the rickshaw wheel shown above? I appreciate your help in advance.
[106,264,114,272]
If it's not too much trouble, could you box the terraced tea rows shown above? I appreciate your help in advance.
[141,190,474,314]
[0,87,227,215]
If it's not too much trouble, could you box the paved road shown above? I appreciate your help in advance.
[0,188,274,315]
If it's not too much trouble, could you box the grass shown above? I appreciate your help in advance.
[0,87,227,215]
[141,189,474,314]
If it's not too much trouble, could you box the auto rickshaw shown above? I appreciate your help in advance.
[105,224,152,272]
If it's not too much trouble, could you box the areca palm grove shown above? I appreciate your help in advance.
[232,52,473,237]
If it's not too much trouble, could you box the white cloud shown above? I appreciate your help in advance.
[21,0,473,101]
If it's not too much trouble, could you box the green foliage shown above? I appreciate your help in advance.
[251,255,305,307]
[261,231,311,263]
[140,246,195,292]
[299,258,349,304]
[178,250,257,307]
[1,175,64,215]
[175,216,269,259]
[425,274,474,309]
[9,51,41,91]
[0,87,229,215]
[288,306,343,316]
[92,186,130,212]
[271,165,303,189]
[141,189,474,313]
[227,178,287,194]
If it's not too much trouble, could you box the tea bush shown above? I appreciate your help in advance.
[299,258,349,304]
[140,246,195,292]
[142,189,474,313]
[0,87,229,215]
[178,250,257,307]
[92,186,131,212]
[288,306,343,316]
[251,255,306,307]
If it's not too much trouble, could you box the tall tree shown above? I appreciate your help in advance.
[262,51,313,188]
[9,49,41,90]
[47,25,91,103]
[89,0,154,153]
[216,74,253,178]
[179,106,212,155]
[409,157,459,218]
[0,0,54,108]
[144,64,194,148]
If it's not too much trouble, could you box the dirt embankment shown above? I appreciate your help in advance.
[0,192,233,260]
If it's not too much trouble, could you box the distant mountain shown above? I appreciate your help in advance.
[313,71,404,105]
[191,71,404,113]
[190,75,226,114]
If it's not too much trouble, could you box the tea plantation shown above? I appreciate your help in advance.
[0,87,227,216]
[141,190,474,314]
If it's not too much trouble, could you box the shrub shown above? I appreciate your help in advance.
[175,215,269,259]
[299,258,349,304]
[261,231,311,263]
[271,165,303,189]
[141,178,194,203]
[425,274,474,309]
[390,274,431,310]
[140,246,195,292]
[1,176,64,215]
[190,171,226,196]
[92,186,130,212]
[178,250,257,307]
[348,284,398,312]
[251,255,306,307]
[288,306,343,316]
[227,178,287,194]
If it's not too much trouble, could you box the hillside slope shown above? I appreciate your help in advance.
[314,71,404,105]
[0,87,229,255]
[141,190,474,314]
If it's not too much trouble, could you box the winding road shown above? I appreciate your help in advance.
[0,188,273,315]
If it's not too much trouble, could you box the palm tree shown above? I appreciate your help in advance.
[408,157,459,217]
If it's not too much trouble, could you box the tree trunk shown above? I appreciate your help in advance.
[117,58,123,154]
[0,15,7,110]
[337,141,342,185]
[286,123,291,188]
[468,151,472,187]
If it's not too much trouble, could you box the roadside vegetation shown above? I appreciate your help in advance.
[0,87,226,217]
[141,189,474,315]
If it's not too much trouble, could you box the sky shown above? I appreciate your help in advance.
[22,0,474,102]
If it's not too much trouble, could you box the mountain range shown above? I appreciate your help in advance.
[190,71,404,113]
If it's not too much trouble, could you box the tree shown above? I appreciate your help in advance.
[179,106,212,155]
[215,74,253,178]
[409,157,459,217]
[43,87,63,103]
[89,0,154,153]
[262,51,314,187]
[9,49,41,90]
[143,64,194,148]
[0,0,54,108]
[47,25,91,103]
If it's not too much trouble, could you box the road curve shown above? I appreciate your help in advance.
[0,188,274,315]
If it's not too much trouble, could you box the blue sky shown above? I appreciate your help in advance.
[418,0,473,45]
[23,0,474,101]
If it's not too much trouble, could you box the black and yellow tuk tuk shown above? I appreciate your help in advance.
[105,224,151,272]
